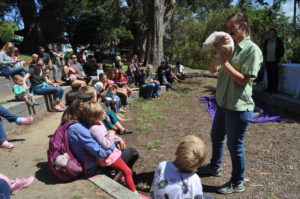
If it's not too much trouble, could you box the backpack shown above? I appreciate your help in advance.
[47,120,84,181]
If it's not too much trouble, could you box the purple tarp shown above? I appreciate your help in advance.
[199,96,284,123]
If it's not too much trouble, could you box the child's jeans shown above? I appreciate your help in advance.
[139,83,155,99]
[111,95,121,112]
[153,81,161,97]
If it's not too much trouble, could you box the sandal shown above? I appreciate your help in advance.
[52,105,64,112]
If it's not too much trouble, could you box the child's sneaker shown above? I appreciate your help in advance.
[33,102,40,106]
[10,176,34,195]
[16,117,33,125]
[0,141,15,149]
[29,102,35,106]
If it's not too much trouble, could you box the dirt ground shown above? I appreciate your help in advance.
[0,76,299,199]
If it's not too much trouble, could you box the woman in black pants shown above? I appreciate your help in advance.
[262,28,284,94]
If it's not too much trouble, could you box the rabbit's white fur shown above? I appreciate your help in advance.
[203,31,234,58]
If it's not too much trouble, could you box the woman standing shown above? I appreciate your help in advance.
[198,13,263,194]
[262,28,284,93]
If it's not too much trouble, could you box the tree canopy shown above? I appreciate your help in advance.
[0,0,299,65]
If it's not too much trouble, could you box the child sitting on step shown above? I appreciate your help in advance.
[78,101,147,198]
[12,75,39,106]
[150,135,215,199]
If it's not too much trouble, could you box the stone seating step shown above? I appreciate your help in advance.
[89,175,141,199]
[0,76,14,94]
[4,85,167,134]
[253,87,300,115]
[3,86,72,132]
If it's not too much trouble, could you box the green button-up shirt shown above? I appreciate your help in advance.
[216,36,263,111]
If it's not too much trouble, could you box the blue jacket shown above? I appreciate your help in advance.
[68,123,115,169]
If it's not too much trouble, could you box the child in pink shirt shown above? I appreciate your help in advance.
[78,101,142,196]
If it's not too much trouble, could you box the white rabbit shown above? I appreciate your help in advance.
[203,31,234,59]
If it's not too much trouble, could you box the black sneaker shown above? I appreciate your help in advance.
[197,164,222,177]
[118,129,133,135]
[217,181,245,194]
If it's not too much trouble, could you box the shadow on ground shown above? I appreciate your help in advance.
[8,138,26,142]
[35,162,69,185]
[133,171,154,192]
[202,85,216,95]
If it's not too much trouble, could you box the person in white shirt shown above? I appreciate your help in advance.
[174,62,186,80]
[150,135,215,199]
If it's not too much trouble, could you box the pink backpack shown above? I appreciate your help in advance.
[47,120,84,181]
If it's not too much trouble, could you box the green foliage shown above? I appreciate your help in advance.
[33,157,45,162]
[165,2,300,68]
[64,0,133,48]
[0,20,18,43]
[19,54,31,62]
[148,139,163,149]
[71,195,82,199]
[165,6,238,69]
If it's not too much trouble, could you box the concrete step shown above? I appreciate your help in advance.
[253,87,300,115]
[3,85,166,133]
[89,175,141,199]
[3,86,72,133]
[128,85,166,101]
[0,76,14,94]
[0,67,63,95]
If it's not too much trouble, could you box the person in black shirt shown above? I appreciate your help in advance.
[83,57,98,80]
[157,61,173,90]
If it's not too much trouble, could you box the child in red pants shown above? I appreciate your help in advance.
[78,101,147,198]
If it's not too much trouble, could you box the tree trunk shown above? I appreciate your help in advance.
[130,0,148,63]
[15,0,45,54]
[144,0,165,67]
[137,26,147,63]
[144,0,175,67]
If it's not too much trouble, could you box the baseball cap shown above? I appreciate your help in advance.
[94,82,104,94]
[65,90,92,106]
[116,56,121,61]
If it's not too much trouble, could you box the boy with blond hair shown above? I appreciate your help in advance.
[150,135,214,199]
